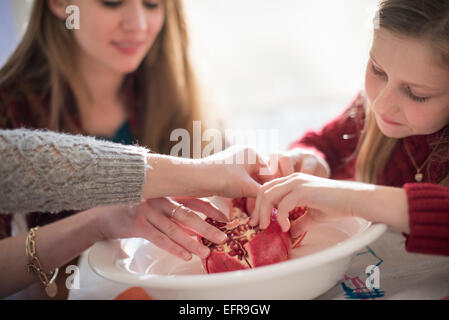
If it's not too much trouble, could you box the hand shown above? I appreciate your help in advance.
[269,148,330,179]
[143,146,273,199]
[251,173,353,233]
[239,148,329,216]
[241,148,330,216]
[94,197,229,261]
[250,173,409,235]
[200,145,274,198]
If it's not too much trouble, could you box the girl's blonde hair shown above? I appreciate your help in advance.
[0,0,217,155]
[356,0,449,185]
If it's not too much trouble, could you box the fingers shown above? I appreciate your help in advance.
[251,173,310,232]
[272,149,326,178]
[243,176,263,199]
[267,153,294,179]
[299,156,318,175]
[277,191,302,232]
[155,198,227,244]
[138,220,193,261]
[314,156,331,178]
[278,154,295,177]
[250,175,292,229]
[246,198,256,214]
[171,205,228,245]
[258,180,299,231]
[255,152,274,182]
[267,153,282,179]
[171,197,228,222]
[143,200,213,260]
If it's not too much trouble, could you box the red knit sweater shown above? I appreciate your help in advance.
[289,92,449,256]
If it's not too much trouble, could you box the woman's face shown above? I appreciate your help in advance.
[365,28,449,138]
[69,0,164,74]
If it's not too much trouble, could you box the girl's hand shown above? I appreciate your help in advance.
[242,149,330,215]
[250,173,410,235]
[209,147,331,216]
[94,197,229,261]
[269,148,331,179]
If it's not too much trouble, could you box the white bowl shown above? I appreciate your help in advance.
[89,201,387,300]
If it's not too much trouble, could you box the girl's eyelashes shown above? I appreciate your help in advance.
[371,63,388,79]
[101,0,122,8]
[404,86,431,103]
[101,0,160,9]
[370,62,431,103]
[143,1,160,9]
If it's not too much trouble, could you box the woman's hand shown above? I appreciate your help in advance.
[250,173,410,235]
[0,197,230,297]
[200,145,274,198]
[268,148,331,179]
[143,145,273,200]
[94,197,229,261]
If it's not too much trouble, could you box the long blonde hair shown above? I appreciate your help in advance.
[356,0,449,185]
[0,0,216,155]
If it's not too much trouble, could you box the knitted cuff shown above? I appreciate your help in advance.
[403,183,449,256]
[69,137,149,210]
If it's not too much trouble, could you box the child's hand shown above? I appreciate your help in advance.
[251,173,410,235]
[250,173,372,233]
[268,148,330,179]
[242,148,330,216]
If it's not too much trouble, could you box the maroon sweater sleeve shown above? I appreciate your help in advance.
[403,183,449,256]
[288,93,365,179]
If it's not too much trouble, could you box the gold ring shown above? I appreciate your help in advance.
[171,203,184,217]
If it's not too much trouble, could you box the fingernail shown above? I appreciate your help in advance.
[216,232,227,243]
[182,252,192,261]
[200,246,210,258]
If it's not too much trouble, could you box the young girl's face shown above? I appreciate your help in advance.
[365,28,449,138]
[70,0,164,74]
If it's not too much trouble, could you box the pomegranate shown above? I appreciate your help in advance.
[200,198,307,274]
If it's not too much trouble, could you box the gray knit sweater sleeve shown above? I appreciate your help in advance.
[0,129,149,214]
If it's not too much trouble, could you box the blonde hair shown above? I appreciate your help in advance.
[0,0,217,155]
[355,0,449,185]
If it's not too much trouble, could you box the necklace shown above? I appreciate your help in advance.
[403,133,445,182]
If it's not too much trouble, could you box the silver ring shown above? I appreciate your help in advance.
[171,203,184,217]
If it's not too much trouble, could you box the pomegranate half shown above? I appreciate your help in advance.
[199,198,307,274]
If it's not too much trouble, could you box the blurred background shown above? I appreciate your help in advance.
[0,0,378,154]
